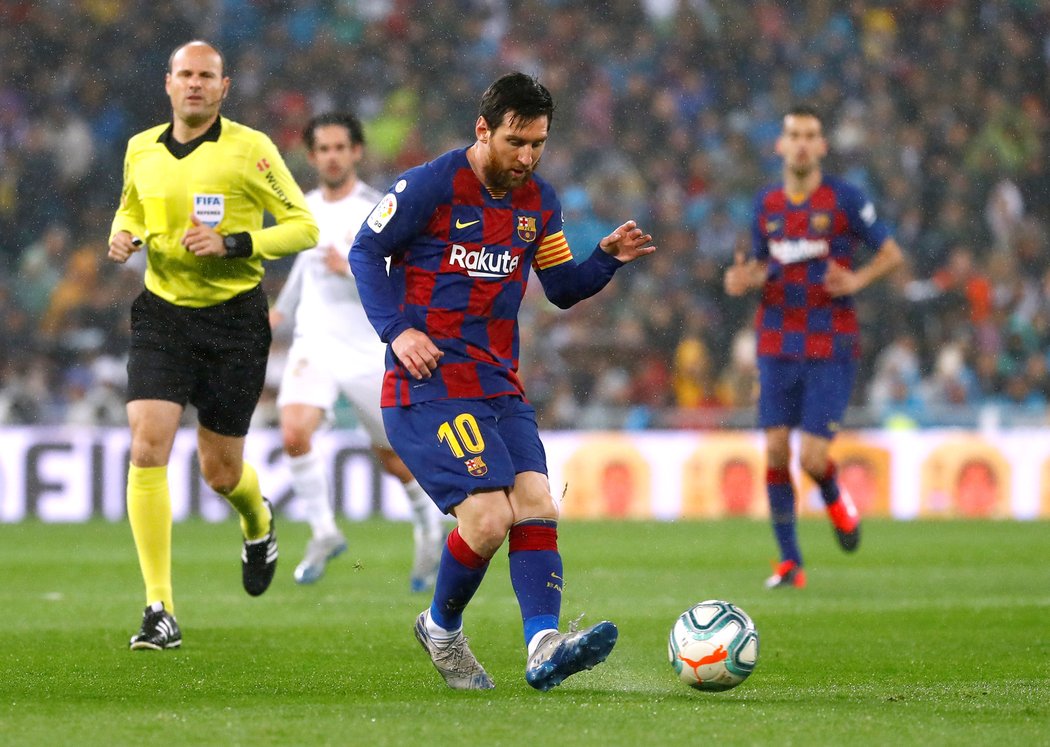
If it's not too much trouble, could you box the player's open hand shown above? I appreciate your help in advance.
[182,216,225,257]
[392,328,444,380]
[824,261,860,297]
[108,231,143,264]
[724,250,756,296]
[599,220,656,263]
[323,245,351,276]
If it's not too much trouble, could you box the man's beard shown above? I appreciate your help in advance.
[482,155,533,191]
[788,159,816,180]
[322,170,351,190]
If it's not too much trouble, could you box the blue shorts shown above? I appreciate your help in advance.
[383,395,547,514]
[757,357,857,439]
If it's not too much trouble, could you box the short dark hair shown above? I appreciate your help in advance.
[168,40,226,75]
[785,104,823,125]
[478,72,555,131]
[303,112,366,150]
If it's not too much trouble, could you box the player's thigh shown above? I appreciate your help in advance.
[799,359,857,439]
[382,398,516,514]
[495,396,547,476]
[276,338,340,413]
[757,357,804,429]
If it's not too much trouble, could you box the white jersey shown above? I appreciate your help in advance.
[274,180,390,439]
[273,181,386,357]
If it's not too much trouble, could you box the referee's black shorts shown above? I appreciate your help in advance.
[126,285,271,437]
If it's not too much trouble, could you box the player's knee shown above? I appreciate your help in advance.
[799,453,829,480]
[280,426,312,457]
[129,435,173,467]
[766,444,791,469]
[129,447,168,468]
[514,493,558,522]
[200,462,241,495]
[375,447,411,480]
[460,502,514,551]
[205,476,239,495]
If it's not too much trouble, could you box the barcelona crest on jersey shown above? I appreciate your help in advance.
[517,215,537,242]
[810,212,831,234]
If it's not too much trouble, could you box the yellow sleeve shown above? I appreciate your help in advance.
[109,142,147,242]
[243,135,318,259]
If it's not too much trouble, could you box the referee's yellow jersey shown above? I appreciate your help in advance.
[110,116,319,308]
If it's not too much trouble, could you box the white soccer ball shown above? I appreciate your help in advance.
[667,599,759,691]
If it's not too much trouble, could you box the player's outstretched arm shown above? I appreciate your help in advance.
[598,220,656,264]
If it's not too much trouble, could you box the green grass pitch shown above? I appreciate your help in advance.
[0,517,1047,746]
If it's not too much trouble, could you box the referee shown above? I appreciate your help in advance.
[108,40,318,650]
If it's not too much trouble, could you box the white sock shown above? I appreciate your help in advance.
[425,609,460,644]
[527,628,559,658]
[288,450,338,538]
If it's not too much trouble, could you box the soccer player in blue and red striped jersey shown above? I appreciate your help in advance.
[350,72,655,690]
[724,105,903,589]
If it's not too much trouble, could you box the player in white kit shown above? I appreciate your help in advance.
[270,112,445,589]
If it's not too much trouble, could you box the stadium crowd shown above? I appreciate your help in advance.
[1,0,1050,430]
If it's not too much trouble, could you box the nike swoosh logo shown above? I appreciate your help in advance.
[455,219,480,229]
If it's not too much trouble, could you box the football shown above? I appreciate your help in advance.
[668,600,759,691]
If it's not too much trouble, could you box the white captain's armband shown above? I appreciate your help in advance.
[768,238,830,264]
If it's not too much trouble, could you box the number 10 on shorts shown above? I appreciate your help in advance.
[437,413,486,457]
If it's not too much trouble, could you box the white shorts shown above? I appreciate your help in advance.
[276,336,390,448]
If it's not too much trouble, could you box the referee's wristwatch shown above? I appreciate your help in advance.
[222,232,253,258]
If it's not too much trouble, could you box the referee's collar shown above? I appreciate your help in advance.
[158,117,222,159]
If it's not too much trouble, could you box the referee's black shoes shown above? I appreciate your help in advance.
[242,498,278,596]
[130,601,182,650]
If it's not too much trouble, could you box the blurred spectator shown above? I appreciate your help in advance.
[38,247,101,339]
[922,343,979,412]
[695,203,738,264]
[717,328,759,409]
[15,223,69,320]
[984,178,1025,253]
[672,335,724,410]
[931,246,993,326]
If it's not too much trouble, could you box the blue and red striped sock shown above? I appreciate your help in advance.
[767,467,802,565]
[429,527,490,632]
[508,519,562,647]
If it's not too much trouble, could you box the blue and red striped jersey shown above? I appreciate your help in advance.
[750,174,891,361]
[350,147,623,406]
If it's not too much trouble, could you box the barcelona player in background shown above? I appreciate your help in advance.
[724,104,903,589]
[350,72,655,690]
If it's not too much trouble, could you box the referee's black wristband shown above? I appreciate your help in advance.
[222,232,253,258]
